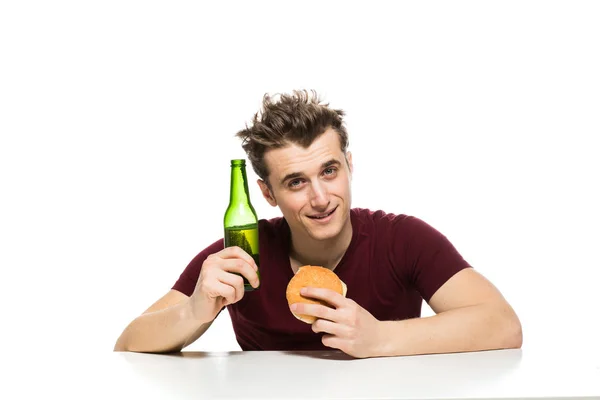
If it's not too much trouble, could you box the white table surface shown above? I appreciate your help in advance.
[11,347,600,399]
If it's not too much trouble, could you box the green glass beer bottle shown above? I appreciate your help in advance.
[223,159,260,291]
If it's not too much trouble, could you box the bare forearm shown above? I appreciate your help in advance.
[113,299,212,353]
[376,303,522,357]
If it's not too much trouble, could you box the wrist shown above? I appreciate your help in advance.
[372,320,389,357]
[374,320,401,357]
[186,295,212,325]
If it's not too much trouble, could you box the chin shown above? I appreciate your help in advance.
[306,230,338,241]
[305,223,344,241]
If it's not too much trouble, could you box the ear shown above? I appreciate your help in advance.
[257,179,277,207]
[346,151,353,174]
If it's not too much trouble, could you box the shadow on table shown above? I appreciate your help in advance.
[280,350,356,360]
[147,350,354,360]
[149,351,246,359]
[120,349,356,360]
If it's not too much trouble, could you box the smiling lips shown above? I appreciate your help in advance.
[308,206,337,220]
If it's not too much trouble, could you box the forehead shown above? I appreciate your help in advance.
[264,129,343,180]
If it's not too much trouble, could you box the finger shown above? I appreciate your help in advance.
[321,334,344,352]
[217,270,245,303]
[312,318,349,337]
[210,281,236,305]
[290,302,339,323]
[219,258,260,288]
[218,246,258,271]
[300,287,347,308]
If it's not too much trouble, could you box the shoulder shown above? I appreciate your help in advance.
[351,207,444,241]
[351,207,420,230]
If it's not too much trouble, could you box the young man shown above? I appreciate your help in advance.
[114,90,522,358]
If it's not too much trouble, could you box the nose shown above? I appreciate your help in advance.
[309,181,329,210]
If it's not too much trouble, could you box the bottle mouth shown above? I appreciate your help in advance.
[231,159,246,166]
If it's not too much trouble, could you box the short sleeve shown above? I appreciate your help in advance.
[171,238,224,297]
[399,217,472,303]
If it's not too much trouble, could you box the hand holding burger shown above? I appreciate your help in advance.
[286,265,384,358]
[286,265,347,323]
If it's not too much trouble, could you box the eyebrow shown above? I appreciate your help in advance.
[280,159,341,186]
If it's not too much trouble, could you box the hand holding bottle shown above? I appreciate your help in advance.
[189,246,260,323]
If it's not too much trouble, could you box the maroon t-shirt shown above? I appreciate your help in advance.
[172,208,472,351]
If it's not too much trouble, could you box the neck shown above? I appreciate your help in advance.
[289,216,353,271]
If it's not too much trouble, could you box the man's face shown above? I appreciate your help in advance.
[259,128,353,241]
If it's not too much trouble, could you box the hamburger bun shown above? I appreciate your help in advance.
[286,265,347,324]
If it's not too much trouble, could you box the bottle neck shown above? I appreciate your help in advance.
[229,165,251,205]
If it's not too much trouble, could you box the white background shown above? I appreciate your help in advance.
[1,1,599,359]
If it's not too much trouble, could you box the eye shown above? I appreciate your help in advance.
[288,179,304,189]
[323,167,337,177]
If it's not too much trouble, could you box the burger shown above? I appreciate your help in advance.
[285,265,347,324]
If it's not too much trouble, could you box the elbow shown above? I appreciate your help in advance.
[113,343,126,352]
[484,302,523,350]
[113,324,138,352]
[504,321,523,349]
[510,318,523,349]
[501,309,523,349]
[113,334,128,352]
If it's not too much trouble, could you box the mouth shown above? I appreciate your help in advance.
[307,206,337,220]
